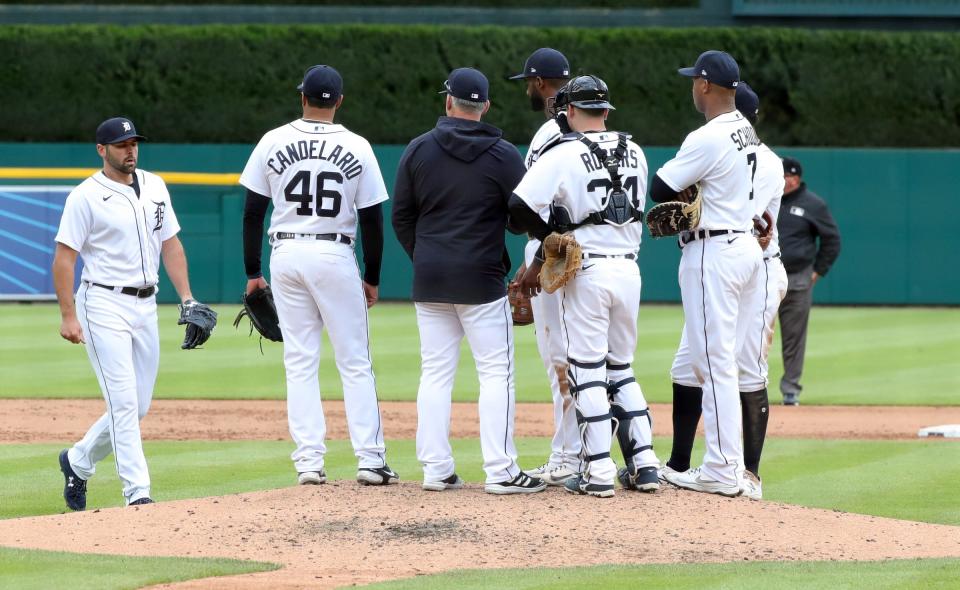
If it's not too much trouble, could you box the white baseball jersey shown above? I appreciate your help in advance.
[525,118,563,169]
[56,170,180,287]
[514,131,648,255]
[753,143,785,257]
[657,110,760,232]
[239,120,389,239]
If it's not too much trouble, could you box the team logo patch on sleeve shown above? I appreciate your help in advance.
[152,201,166,232]
[789,206,805,217]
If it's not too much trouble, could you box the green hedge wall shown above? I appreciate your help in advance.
[1,25,957,147]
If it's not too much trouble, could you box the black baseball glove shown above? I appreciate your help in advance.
[178,299,218,350]
[233,286,283,343]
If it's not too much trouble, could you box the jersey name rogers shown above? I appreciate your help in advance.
[267,139,364,179]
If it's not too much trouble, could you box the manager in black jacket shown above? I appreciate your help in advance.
[392,67,545,495]
[777,157,841,405]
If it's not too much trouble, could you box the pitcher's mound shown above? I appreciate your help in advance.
[2,482,959,589]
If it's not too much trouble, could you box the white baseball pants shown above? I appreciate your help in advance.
[69,283,157,505]
[677,233,763,486]
[524,240,580,471]
[270,239,386,474]
[558,259,658,486]
[414,297,520,485]
[672,254,788,392]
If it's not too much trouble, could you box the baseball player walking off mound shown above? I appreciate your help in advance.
[650,51,763,497]
[511,75,660,498]
[240,65,397,487]
[663,81,787,500]
[508,48,582,486]
[54,117,216,509]
[392,67,545,494]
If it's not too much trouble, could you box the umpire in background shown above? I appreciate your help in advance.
[777,157,841,405]
[392,67,546,494]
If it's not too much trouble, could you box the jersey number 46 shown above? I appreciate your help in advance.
[284,170,343,217]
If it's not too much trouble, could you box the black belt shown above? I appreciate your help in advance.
[583,253,636,260]
[680,229,746,245]
[91,283,155,298]
[275,232,352,245]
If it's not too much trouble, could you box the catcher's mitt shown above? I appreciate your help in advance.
[645,184,702,238]
[508,281,534,326]
[539,232,582,294]
[178,300,218,350]
[233,286,283,343]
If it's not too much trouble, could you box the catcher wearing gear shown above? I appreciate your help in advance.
[509,74,660,498]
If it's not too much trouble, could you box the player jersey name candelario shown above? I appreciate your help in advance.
[267,139,364,179]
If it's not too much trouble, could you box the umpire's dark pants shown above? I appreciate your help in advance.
[778,266,814,399]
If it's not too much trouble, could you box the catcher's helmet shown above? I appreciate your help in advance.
[553,75,615,112]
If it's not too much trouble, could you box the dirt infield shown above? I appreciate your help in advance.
[3,399,958,444]
[2,483,958,589]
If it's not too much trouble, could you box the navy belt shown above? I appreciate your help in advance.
[583,253,636,260]
[275,232,352,245]
[680,229,746,245]
[91,283,155,298]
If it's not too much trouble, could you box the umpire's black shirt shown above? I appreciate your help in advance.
[392,116,526,304]
[778,182,842,276]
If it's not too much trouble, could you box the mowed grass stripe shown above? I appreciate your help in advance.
[2,438,957,526]
[1,303,957,405]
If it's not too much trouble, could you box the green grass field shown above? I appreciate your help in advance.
[2,303,958,405]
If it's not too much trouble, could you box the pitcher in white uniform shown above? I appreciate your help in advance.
[240,65,397,487]
[54,117,210,509]
[662,81,788,500]
[649,51,763,497]
[508,48,582,486]
[511,75,660,498]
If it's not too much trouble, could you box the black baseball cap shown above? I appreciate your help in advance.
[735,81,760,122]
[508,48,571,80]
[678,50,740,89]
[782,157,803,176]
[297,65,343,101]
[96,117,146,145]
[439,67,489,102]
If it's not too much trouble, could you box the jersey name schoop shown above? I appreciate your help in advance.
[515,131,648,255]
[239,121,389,240]
[55,170,180,288]
[657,111,761,231]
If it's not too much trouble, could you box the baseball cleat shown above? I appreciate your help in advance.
[297,470,327,485]
[618,466,660,492]
[422,473,464,492]
[564,474,615,498]
[782,393,799,406]
[523,462,551,478]
[540,464,577,486]
[129,497,154,506]
[741,471,763,501]
[664,467,741,497]
[357,465,399,486]
[657,464,679,483]
[484,473,547,495]
[59,449,87,511]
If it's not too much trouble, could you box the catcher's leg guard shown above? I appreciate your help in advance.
[606,363,658,474]
[740,388,769,477]
[568,358,615,484]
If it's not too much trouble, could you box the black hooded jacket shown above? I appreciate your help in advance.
[392,116,526,304]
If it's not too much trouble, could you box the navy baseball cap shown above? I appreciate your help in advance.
[735,81,760,121]
[509,48,571,80]
[96,117,146,145]
[678,50,740,89]
[297,65,343,101]
[439,67,489,102]
[782,157,803,176]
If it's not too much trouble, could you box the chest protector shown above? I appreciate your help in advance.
[549,132,644,233]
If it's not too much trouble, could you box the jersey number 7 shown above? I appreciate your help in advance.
[284,170,343,217]
[746,152,757,200]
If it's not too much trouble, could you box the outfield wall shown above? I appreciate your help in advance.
[0,143,956,305]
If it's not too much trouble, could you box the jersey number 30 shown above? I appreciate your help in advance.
[284,170,343,217]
